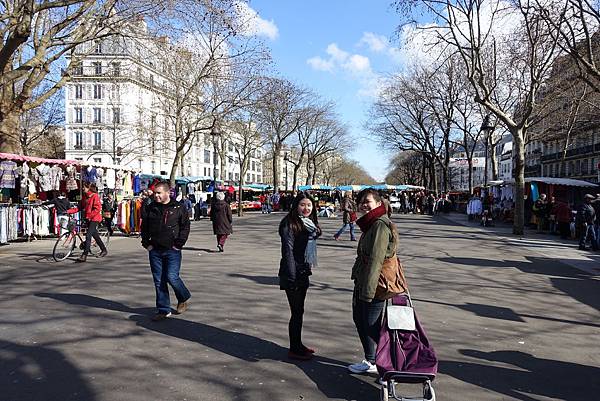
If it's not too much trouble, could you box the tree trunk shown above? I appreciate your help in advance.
[512,128,526,236]
[220,136,227,181]
[421,153,428,188]
[0,109,22,154]
[468,158,474,194]
[272,143,281,191]
[169,151,181,188]
[292,163,301,190]
[444,133,450,191]
[490,138,499,181]
[237,180,244,217]
[311,159,317,184]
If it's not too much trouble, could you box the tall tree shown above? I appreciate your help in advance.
[256,78,308,191]
[0,0,156,153]
[397,0,563,234]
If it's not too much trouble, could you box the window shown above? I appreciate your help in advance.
[93,131,102,149]
[247,173,251,182]
[252,161,256,171]
[93,108,102,123]
[75,107,83,123]
[72,64,83,75]
[93,84,102,99]
[74,131,83,148]
[112,62,120,76]
[93,157,102,163]
[235,173,239,181]
[228,156,234,164]
[150,115,156,129]
[203,167,207,176]
[228,172,233,180]
[93,62,102,75]
[75,85,83,99]
[151,161,156,174]
[113,108,121,124]
[149,74,154,86]
[151,139,156,155]
[204,150,211,163]
[257,175,261,183]
[94,41,102,54]
[207,168,211,177]
[252,174,256,182]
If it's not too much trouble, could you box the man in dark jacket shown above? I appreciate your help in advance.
[577,194,597,251]
[141,182,191,321]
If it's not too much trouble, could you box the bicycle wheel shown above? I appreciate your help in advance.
[53,232,77,262]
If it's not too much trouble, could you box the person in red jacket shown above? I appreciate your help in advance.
[77,182,108,262]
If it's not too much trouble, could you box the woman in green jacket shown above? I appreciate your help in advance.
[348,189,399,374]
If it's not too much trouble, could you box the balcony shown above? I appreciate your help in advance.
[541,144,599,162]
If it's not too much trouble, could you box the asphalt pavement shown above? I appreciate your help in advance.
[0,212,598,401]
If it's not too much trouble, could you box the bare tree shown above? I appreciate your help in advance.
[386,151,423,185]
[397,0,563,234]
[19,88,64,155]
[228,112,267,216]
[256,78,309,191]
[0,0,157,153]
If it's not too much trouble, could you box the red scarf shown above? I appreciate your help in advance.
[356,203,388,233]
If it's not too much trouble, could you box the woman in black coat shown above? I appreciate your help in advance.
[210,192,233,252]
[278,192,321,361]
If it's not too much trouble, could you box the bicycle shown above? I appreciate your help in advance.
[52,215,110,262]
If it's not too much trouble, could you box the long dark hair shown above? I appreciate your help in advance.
[282,192,319,234]
[357,188,399,248]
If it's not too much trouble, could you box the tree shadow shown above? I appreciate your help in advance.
[440,349,600,401]
[0,339,96,401]
[36,293,379,400]
[228,273,279,286]
[438,256,600,311]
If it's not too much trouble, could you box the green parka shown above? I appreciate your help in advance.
[351,215,397,302]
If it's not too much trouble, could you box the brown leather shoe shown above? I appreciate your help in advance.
[176,300,189,314]
[76,254,87,263]
[151,312,172,321]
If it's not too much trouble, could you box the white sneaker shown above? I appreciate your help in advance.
[348,360,377,374]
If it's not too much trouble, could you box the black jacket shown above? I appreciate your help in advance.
[577,203,596,225]
[278,219,311,290]
[141,200,190,250]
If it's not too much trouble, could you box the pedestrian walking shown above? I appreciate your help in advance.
[577,194,597,251]
[278,192,321,361]
[102,193,117,235]
[141,182,191,321]
[77,183,108,262]
[334,192,357,241]
[210,192,233,252]
[348,188,403,374]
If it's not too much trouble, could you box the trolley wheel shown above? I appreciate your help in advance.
[424,381,435,401]
[380,381,389,401]
[53,232,76,262]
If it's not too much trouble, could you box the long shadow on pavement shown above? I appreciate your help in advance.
[36,292,378,400]
[0,339,96,401]
[440,349,600,401]
[438,256,600,311]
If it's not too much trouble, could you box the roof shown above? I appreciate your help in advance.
[490,177,598,187]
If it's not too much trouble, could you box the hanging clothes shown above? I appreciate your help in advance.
[65,165,79,192]
[0,161,19,189]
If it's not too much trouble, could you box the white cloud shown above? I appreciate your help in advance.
[344,54,371,74]
[235,1,279,40]
[307,56,334,72]
[307,42,381,98]
[326,43,350,62]
[359,32,388,53]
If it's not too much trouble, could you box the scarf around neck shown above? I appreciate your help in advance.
[356,203,388,233]
[300,216,318,268]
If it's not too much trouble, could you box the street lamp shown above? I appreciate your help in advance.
[283,152,289,192]
[210,120,221,197]
[480,115,495,187]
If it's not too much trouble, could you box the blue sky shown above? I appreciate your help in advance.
[247,0,406,181]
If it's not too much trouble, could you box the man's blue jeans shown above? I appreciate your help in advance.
[149,248,191,314]
[579,224,598,250]
[335,223,356,240]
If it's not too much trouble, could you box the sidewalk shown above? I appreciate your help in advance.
[436,211,600,276]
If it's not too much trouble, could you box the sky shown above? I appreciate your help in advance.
[245,0,408,182]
